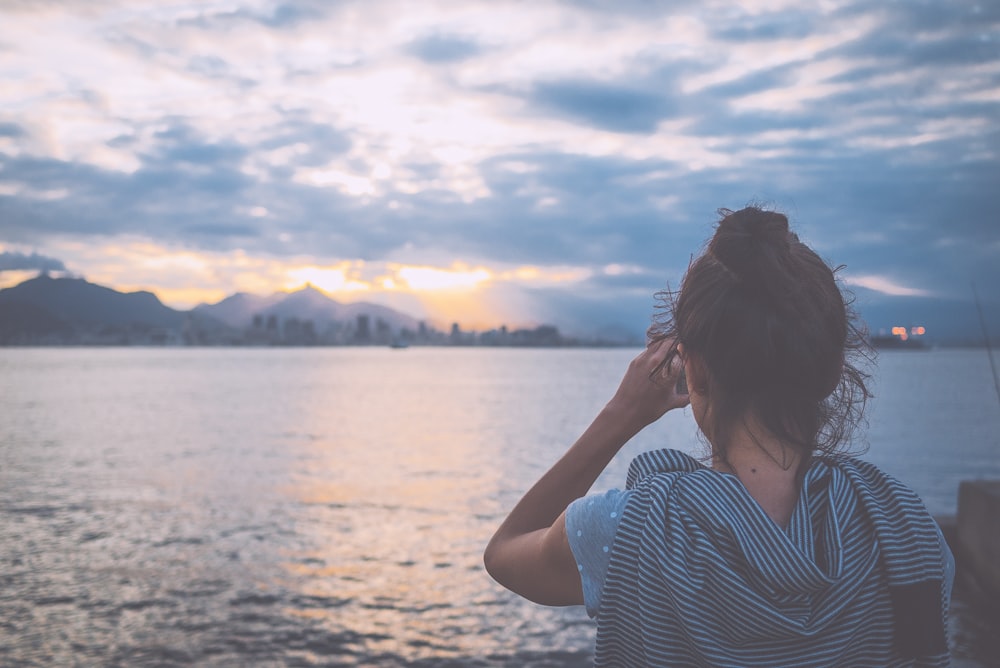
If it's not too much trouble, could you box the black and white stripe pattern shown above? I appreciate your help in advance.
[595,449,949,667]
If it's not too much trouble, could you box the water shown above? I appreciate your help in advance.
[1,347,998,666]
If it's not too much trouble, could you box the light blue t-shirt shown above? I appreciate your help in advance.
[565,488,632,618]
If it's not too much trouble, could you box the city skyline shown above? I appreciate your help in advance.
[0,271,616,347]
[1,1,998,337]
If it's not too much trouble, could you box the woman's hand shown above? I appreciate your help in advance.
[606,338,690,431]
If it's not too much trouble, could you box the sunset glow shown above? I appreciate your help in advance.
[286,264,371,294]
[396,265,491,292]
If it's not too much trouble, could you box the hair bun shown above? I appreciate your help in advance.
[708,207,792,294]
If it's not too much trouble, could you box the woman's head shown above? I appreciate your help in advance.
[650,206,872,463]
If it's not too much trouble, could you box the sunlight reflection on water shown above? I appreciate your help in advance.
[1,347,997,666]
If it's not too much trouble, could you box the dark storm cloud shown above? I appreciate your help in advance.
[0,250,65,272]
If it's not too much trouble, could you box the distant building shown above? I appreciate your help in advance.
[283,317,317,345]
[450,322,464,345]
[355,314,371,344]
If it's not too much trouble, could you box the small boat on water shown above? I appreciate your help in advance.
[871,326,928,350]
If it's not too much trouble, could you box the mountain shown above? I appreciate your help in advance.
[0,300,73,342]
[258,284,344,325]
[0,273,426,345]
[0,274,236,345]
[195,284,422,332]
[337,300,421,332]
[0,273,184,328]
[13,272,989,348]
[191,291,285,328]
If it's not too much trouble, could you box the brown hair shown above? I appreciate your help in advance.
[649,206,873,465]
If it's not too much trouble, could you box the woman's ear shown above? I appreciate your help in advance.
[683,350,709,396]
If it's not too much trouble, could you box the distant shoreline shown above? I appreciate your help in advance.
[3,342,999,350]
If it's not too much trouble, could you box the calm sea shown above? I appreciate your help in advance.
[1,347,998,666]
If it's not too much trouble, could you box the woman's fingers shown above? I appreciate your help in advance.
[609,338,689,427]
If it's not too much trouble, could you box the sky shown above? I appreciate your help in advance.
[0,0,998,338]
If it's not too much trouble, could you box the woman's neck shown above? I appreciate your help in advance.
[712,422,803,527]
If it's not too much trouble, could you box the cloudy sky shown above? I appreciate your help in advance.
[1,0,998,337]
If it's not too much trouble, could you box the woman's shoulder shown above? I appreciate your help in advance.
[810,453,921,496]
[625,448,707,488]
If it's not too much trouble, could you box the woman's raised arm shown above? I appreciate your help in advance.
[483,339,689,605]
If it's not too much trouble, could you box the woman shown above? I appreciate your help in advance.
[484,207,953,667]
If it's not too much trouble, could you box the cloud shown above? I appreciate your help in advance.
[557,0,696,19]
[0,0,997,335]
[830,0,1000,68]
[150,123,249,167]
[710,11,817,42]
[0,123,25,138]
[525,80,676,134]
[175,2,337,31]
[257,113,353,167]
[0,250,66,272]
[844,274,933,298]
[405,33,484,64]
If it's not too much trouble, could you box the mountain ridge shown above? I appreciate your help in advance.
[0,273,426,345]
[0,274,184,328]
[3,272,997,347]
[193,282,422,332]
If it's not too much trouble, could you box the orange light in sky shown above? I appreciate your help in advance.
[286,265,370,293]
[395,265,491,291]
[280,262,504,326]
[8,234,588,328]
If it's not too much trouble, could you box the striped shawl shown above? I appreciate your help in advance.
[594,449,949,667]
